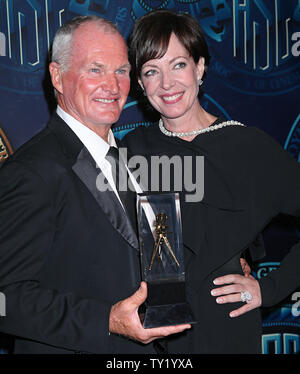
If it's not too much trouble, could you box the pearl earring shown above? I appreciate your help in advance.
[198,79,203,86]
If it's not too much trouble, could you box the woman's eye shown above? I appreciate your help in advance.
[143,69,157,77]
[174,62,186,69]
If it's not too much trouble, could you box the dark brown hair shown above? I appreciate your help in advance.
[128,10,210,83]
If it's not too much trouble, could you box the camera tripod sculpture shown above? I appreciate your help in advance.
[149,212,180,271]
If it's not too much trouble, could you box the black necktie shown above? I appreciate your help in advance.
[105,147,137,232]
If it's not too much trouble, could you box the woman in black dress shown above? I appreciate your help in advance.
[123,10,300,353]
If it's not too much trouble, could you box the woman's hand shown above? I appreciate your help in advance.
[210,274,262,317]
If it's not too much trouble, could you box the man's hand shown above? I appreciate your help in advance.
[211,274,262,318]
[109,281,191,344]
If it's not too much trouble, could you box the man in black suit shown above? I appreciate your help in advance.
[0,15,190,354]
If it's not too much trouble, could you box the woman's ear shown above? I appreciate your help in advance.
[49,62,63,95]
[138,78,144,91]
[138,78,146,95]
[196,57,205,81]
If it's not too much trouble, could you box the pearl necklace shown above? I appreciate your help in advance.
[159,118,245,137]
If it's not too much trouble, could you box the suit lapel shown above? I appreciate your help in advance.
[72,147,139,250]
[47,113,139,250]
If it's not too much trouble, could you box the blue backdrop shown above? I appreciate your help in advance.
[0,0,299,354]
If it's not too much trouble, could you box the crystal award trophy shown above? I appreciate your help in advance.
[136,192,196,328]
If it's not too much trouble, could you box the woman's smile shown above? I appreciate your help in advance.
[160,92,184,104]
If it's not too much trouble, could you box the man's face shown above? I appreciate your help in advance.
[50,22,131,138]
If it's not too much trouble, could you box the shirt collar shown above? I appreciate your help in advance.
[56,106,117,164]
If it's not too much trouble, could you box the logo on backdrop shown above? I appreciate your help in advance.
[0,0,134,94]
[254,262,300,354]
[187,0,300,95]
[284,114,300,239]
[1,0,299,95]
[284,114,300,162]
[129,0,300,95]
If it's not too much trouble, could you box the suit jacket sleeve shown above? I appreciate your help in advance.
[253,129,300,307]
[0,160,113,353]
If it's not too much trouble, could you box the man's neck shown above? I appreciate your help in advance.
[57,102,111,142]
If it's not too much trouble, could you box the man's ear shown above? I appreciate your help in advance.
[49,62,63,95]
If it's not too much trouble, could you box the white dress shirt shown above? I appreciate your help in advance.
[56,105,124,204]
[56,106,156,234]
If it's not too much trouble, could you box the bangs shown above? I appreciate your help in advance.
[139,33,170,67]
[129,10,210,81]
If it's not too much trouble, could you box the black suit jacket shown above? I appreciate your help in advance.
[0,114,156,354]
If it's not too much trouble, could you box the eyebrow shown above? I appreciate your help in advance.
[118,63,131,71]
[142,56,188,69]
[91,62,131,70]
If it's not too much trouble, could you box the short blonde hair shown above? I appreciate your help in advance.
[51,15,120,73]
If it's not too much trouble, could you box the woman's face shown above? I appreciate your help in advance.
[139,33,205,121]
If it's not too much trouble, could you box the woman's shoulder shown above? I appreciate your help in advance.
[220,122,296,174]
[219,121,283,153]
[240,125,286,154]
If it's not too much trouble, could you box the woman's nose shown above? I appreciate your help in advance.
[160,72,174,90]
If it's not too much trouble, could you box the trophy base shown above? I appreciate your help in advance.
[140,302,196,329]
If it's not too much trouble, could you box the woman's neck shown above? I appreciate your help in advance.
[161,106,217,141]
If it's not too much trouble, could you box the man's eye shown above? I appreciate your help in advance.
[116,69,127,75]
[91,68,100,73]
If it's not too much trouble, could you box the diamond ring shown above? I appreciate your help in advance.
[241,291,253,303]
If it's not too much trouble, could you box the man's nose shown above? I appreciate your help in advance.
[102,73,119,94]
